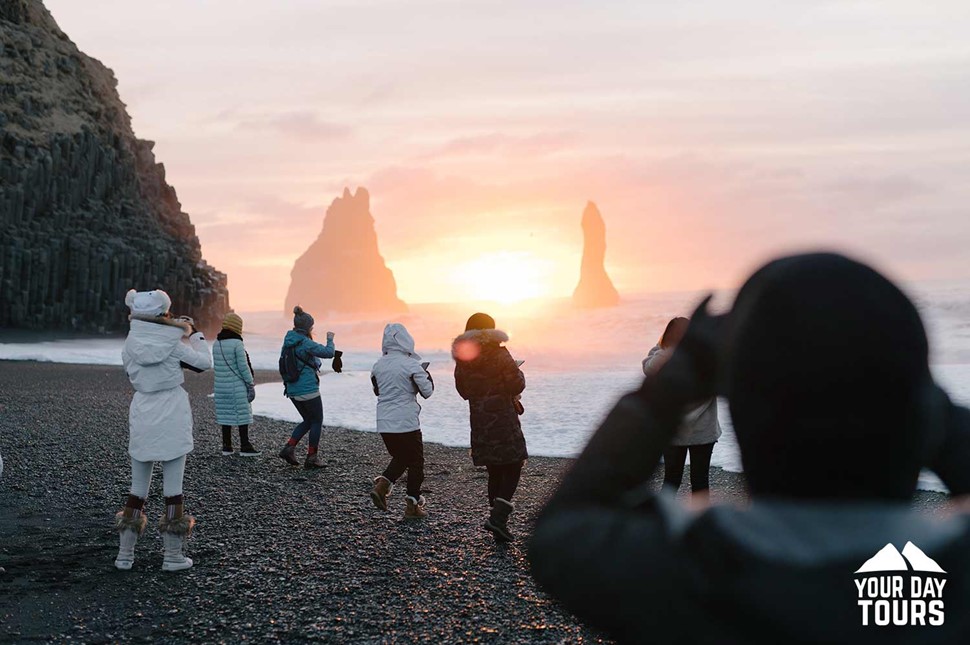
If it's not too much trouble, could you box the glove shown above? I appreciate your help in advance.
[331,350,343,373]
[326,331,335,342]
[640,295,726,411]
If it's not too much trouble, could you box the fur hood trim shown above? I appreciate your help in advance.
[115,511,148,535]
[452,328,509,348]
[129,313,193,336]
[159,514,196,536]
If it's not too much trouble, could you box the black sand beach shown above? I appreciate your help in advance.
[0,361,949,643]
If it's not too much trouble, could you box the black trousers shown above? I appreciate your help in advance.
[487,461,523,505]
[381,430,424,498]
[663,443,715,493]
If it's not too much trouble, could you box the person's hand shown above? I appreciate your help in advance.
[176,315,199,335]
[326,331,335,342]
[641,295,726,409]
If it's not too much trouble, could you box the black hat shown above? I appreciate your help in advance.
[465,312,496,332]
[725,253,933,501]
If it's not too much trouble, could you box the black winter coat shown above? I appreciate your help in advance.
[529,381,970,644]
[452,329,528,466]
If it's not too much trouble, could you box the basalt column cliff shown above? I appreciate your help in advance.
[572,201,620,308]
[285,187,407,317]
[0,1,229,332]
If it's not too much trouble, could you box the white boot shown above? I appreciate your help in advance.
[159,513,195,572]
[114,511,147,570]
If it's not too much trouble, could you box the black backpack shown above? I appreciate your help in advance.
[279,341,311,383]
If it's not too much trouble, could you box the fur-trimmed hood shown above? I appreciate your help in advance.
[452,328,510,361]
[129,312,193,335]
[125,317,192,366]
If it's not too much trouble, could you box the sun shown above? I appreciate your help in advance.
[451,252,552,304]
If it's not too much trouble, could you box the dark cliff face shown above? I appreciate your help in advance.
[284,187,407,318]
[0,1,229,333]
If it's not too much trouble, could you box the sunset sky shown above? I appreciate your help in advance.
[47,0,970,311]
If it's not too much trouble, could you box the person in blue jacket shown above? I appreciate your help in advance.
[277,306,337,469]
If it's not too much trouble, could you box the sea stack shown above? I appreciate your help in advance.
[284,187,407,317]
[0,1,229,332]
[572,201,620,308]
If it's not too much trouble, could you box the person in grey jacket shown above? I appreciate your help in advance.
[369,323,434,519]
[643,316,721,498]
[529,253,970,644]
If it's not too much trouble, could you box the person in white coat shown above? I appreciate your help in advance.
[643,316,721,500]
[369,323,434,519]
[115,289,212,572]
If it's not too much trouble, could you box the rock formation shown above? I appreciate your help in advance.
[572,201,620,308]
[285,187,407,317]
[0,1,228,333]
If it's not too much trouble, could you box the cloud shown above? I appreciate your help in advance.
[824,174,932,206]
[417,131,580,160]
[232,111,353,141]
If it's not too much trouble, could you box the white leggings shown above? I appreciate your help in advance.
[130,455,186,499]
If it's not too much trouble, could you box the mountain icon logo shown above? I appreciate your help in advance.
[855,542,947,574]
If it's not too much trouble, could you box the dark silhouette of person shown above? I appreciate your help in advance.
[529,253,970,643]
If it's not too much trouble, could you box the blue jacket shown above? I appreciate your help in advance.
[282,329,335,398]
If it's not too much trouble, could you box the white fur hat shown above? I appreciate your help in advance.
[125,289,172,316]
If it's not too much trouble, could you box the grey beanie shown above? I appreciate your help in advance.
[293,305,314,332]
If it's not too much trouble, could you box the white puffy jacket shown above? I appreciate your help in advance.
[643,344,721,446]
[122,318,211,461]
[371,323,433,434]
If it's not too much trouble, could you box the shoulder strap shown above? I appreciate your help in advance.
[218,341,248,385]
[293,338,312,370]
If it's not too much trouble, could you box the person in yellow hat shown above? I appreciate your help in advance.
[213,311,259,456]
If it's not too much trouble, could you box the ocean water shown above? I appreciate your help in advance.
[3,284,969,492]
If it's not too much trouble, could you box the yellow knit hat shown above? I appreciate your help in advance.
[222,311,243,335]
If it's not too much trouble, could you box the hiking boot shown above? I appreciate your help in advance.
[221,444,234,456]
[304,451,325,469]
[278,444,299,466]
[114,511,147,570]
[370,476,392,511]
[159,513,195,572]
[239,443,261,457]
[404,495,428,519]
[484,498,514,542]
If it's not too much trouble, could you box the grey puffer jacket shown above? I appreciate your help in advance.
[643,345,721,446]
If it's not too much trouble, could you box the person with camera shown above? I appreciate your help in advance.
[453,312,527,543]
[213,311,259,456]
[277,305,338,469]
[643,316,721,500]
[529,253,970,642]
[369,323,434,519]
[115,289,212,572]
